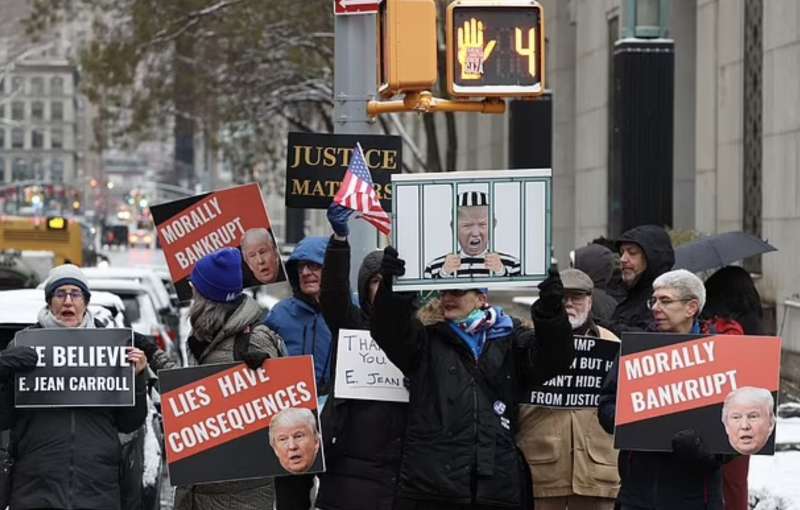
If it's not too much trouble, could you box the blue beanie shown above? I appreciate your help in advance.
[191,248,243,303]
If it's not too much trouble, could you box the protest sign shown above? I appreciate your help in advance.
[391,169,552,291]
[615,332,781,455]
[159,355,325,485]
[285,132,400,210]
[526,335,619,408]
[15,328,134,408]
[333,329,409,403]
[150,183,286,302]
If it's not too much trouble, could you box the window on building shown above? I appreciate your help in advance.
[50,77,64,95]
[12,158,31,181]
[11,101,24,121]
[51,101,63,121]
[50,159,64,183]
[0,104,4,119]
[0,128,4,149]
[51,127,63,149]
[11,128,24,149]
[0,158,5,183]
[32,158,44,181]
[31,101,44,121]
[11,76,23,93]
[0,76,5,94]
[30,77,44,96]
[32,129,44,149]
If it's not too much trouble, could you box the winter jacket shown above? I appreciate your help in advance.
[265,236,333,392]
[316,237,406,510]
[597,321,729,510]
[573,244,619,322]
[608,225,675,335]
[175,294,286,510]
[0,318,147,510]
[370,282,574,508]
[517,324,620,500]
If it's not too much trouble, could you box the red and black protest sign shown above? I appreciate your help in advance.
[285,132,401,210]
[615,332,781,455]
[159,355,325,486]
[15,328,134,408]
[526,335,619,408]
[150,183,286,302]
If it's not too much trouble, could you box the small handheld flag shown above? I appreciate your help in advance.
[333,143,391,236]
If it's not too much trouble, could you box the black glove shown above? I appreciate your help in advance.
[0,346,39,377]
[241,351,270,371]
[134,334,160,360]
[380,246,405,289]
[672,429,716,465]
[533,268,564,317]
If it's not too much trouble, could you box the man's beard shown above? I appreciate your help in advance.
[568,307,590,329]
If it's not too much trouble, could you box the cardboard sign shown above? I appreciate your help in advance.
[285,132,400,210]
[150,183,286,302]
[15,328,134,408]
[333,329,409,403]
[159,355,325,485]
[614,333,782,455]
[526,335,619,408]
[391,169,552,291]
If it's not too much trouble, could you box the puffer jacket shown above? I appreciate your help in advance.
[517,324,620,500]
[265,236,333,391]
[608,225,675,334]
[175,295,286,510]
[370,281,574,508]
[0,316,147,510]
[316,237,406,510]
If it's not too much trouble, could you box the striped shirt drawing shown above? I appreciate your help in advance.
[424,251,522,279]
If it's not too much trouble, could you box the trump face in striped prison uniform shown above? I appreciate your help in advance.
[424,191,521,279]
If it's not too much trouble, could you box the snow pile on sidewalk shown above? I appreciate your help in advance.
[748,411,800,510]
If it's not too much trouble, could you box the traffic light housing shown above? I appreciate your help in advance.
[378,0,438,99]
[446,0,546,98]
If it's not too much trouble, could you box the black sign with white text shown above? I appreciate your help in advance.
[15,328,135,408]
[285,132,401,210]
[525,335,619,408]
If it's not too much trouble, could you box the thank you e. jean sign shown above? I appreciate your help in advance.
[334,329,409,403]
[15,328,135,408]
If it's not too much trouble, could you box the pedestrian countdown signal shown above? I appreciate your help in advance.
[446,0,545,98]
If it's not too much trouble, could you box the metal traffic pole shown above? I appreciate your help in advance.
[333,10,382,290]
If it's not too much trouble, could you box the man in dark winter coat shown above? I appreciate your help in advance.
[315,204,407,510]
[0,264,148,510]
[608,225,674,334]
[373,247,574,510]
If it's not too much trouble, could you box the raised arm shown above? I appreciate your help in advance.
[320,236,362,332]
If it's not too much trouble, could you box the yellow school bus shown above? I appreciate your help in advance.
[0,216,84,266]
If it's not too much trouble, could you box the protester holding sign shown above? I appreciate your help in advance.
[315,204,407,510]
[598,269,729,509]
[175,248,287,510]
[517,269,620,510]
[0,264,148,510]
[373,247,574,510]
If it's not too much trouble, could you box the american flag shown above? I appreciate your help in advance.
[333,143,391,235]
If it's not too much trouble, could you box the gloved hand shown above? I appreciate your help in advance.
[380,246,405,290]
[0,346,39,377]
[241,351,270,371]
[672,429,716,465]
[327,204,353,237]
[134,334,160,360]
[533,268,564,317]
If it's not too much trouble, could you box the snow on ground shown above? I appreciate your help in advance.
[748,415,800,510]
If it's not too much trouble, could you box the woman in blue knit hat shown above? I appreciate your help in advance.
[174,248,287,510]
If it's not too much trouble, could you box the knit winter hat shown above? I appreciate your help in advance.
[44,264,91,303]
[191,248,243,303]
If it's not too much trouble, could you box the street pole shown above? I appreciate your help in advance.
[334,12,382,289]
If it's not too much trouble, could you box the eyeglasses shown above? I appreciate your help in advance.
[562,293,589,304]
[53,289,84,302]
[647,296,692,309]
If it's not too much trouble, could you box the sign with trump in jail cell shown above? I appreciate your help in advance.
[390,169,552,291]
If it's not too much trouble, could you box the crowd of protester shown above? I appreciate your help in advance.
[0,204,766,510]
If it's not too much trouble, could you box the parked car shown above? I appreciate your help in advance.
[128,229,154,249]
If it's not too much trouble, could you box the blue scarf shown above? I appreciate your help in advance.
[449,306,514,360]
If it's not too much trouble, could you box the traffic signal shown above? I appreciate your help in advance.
[378,0,438,99]
[446,0,545,98]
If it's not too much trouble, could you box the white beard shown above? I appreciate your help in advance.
[568,308,590,330]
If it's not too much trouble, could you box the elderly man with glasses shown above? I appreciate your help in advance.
[598,269,730,510]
